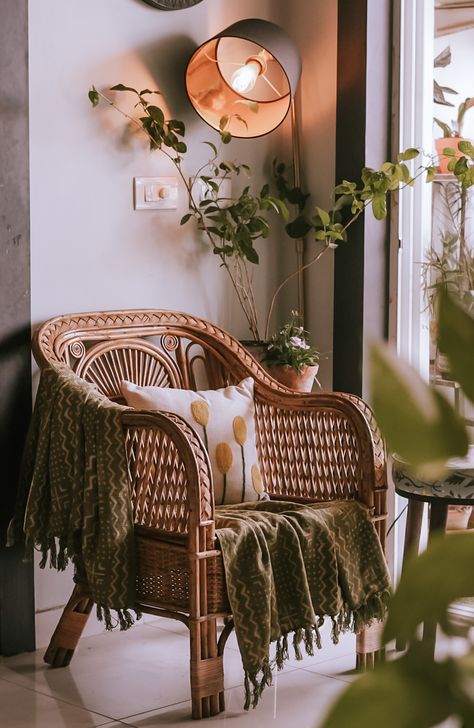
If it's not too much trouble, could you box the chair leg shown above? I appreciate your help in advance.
[189,617,225,719]
[43,583,94,668]
[356,620,385,671]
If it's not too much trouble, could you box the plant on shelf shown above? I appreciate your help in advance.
[262,310,320,392]
[423,155,474,374]
[434,94,474,173]
[434,96,474,140]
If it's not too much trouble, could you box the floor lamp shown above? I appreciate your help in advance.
[184,18,306,322]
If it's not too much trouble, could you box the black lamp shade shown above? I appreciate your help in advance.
[185,18,302,138]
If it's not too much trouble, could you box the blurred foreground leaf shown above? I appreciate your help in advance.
[383,532,474,645]
[439,289,474,405]
[370,344,469,475]
[320,646,472,728]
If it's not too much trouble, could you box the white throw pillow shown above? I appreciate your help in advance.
[120,377,265,505]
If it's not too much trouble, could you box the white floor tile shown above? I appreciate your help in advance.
[0,623,246,721]
[302,652,359,683]
[0,677,113,727]
[120,669,347,727]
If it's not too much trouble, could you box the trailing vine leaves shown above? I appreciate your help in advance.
[89,84,473,343]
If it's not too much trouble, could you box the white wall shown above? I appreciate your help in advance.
[28,0,337,644]
[275,0,338,389]
[29,0,278,341]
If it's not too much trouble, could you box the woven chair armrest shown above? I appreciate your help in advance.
[254,389,386,517]
[121,410,214,542]
[336,392,387,489]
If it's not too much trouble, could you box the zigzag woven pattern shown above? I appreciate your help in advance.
[11,363,138,629]
[215,500,391,709]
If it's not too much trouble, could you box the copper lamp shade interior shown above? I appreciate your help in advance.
[185,19,301,138]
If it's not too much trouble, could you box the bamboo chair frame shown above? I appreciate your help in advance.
[32,309,388,719]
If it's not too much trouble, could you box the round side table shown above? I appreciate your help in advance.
[392,446,474,655]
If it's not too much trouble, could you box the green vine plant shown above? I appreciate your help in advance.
[89,84,450,343]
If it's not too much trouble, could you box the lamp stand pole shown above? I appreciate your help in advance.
[290,94,305,326]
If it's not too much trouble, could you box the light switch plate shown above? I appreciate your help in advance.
[189,176,232,205]
[134,177,178,210]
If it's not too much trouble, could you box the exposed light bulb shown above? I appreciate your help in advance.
[230,60,261,94]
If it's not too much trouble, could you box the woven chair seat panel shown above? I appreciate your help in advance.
[135,536,230,614]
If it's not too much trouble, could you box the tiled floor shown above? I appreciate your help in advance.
[0,616,359,727]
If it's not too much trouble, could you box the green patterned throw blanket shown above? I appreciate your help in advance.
[8,363,139,630]
[215,500,391,709]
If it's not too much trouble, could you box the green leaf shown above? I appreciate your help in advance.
[168,119,185,136]
[316,206,330,226]
[88,86,99,107]
[233,99,259,113]
[371,194,387,220]
[314,230,329,241]
[139,88,160,96]
[202,141,218,157]
[397,147,420,162]
[370,343,469,474]
[438,289,474,404]
[220,131,232,145]
[243,245,259,264]
[434,117,453,138]
[233,113,248,130]
[383,532,474,645]
[180,213,192,225]
[175,141,187,153]
[147,106,165,124]
[321,647,466,728]
[453,155,469,176]
[110,83,138,94]
[219,115,229,131]
[333,194,353,212]
[458,139,474,159]
[219,160,238,174]
[425,166,437,182]
[285,215,312,239]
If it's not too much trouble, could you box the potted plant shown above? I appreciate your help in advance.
[88,85,440,357]
[434,96,474,173]
[262,311,320,392]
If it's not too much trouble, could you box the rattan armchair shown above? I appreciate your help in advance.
[33,309,387,720]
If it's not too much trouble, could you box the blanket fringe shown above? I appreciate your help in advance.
[96,604,141,632]
[243,589,391,710]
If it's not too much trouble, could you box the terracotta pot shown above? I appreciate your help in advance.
[435,136,466,174]
[268,364,319,393]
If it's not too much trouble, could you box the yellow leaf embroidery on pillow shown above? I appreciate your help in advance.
[216,442,233,505]
[251,464,264,499]
[191,400,209,450]
[233,416,248,502]
[233,416,247,445]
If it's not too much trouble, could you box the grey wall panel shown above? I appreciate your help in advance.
[0,0,35,655]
